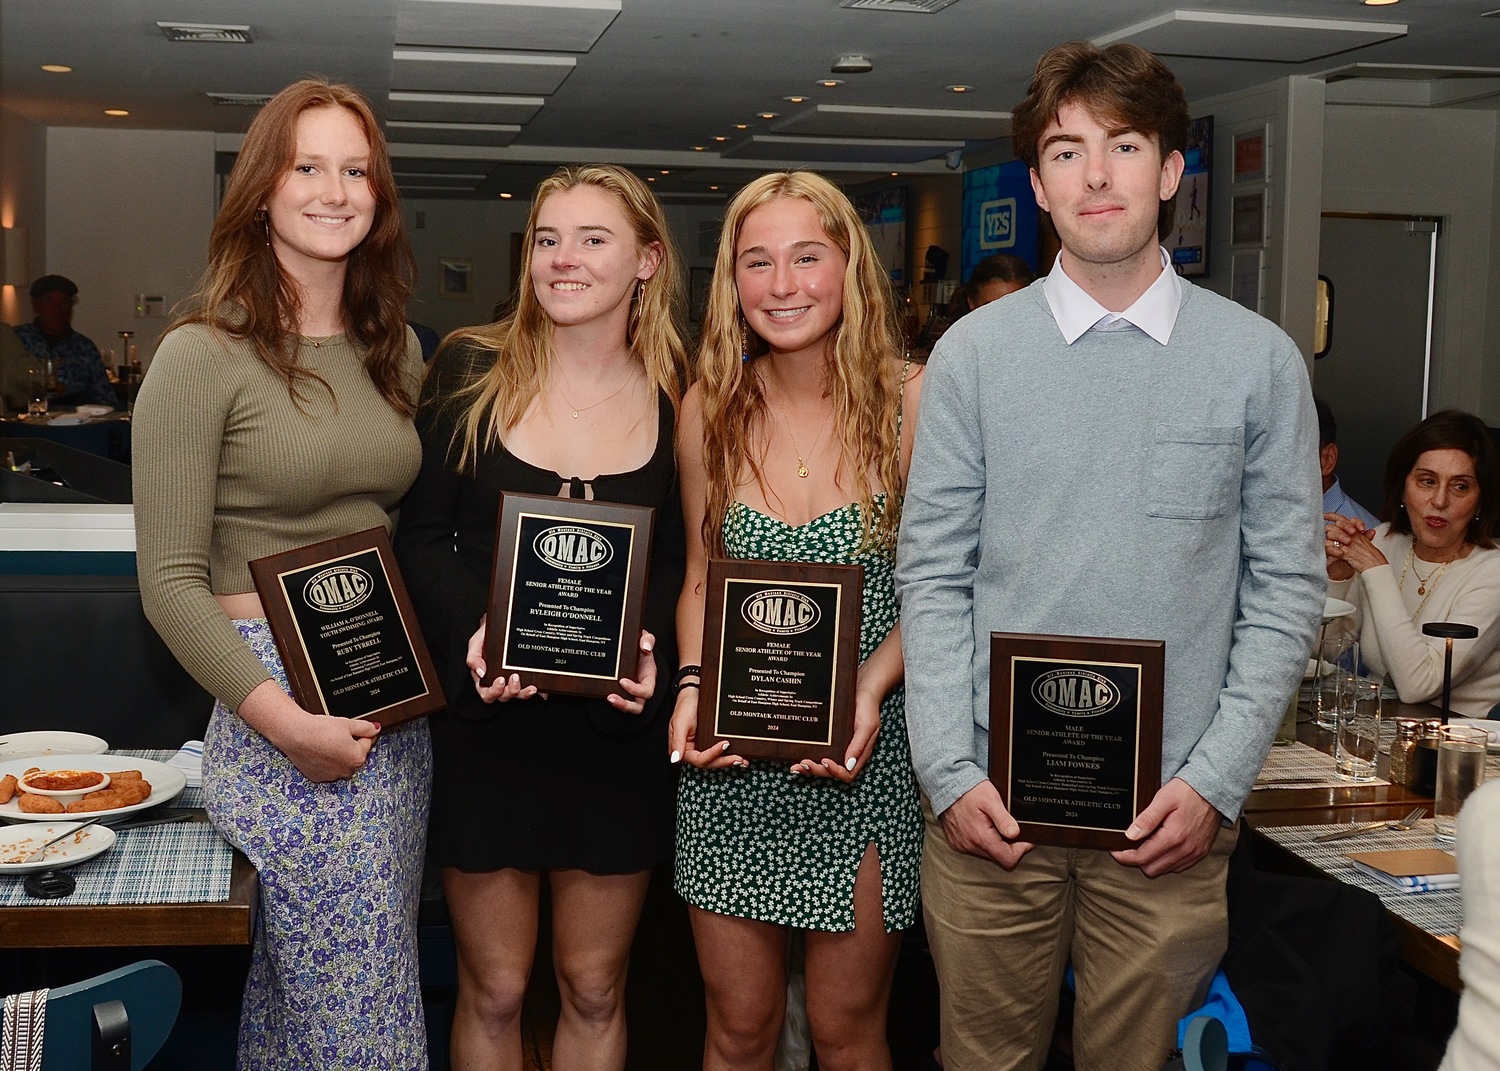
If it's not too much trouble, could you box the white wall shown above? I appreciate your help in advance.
[0,105,48,325]
[45,127,216,364]
[1321,105,1500,422]
[1191,76,1326,362]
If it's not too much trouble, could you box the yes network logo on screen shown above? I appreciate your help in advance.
[980,198,1017,250]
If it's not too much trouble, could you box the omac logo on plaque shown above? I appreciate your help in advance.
[302,565,374,613]
[1031,668,1120,719]
[534,525,614,572]
[249,527,445,728]
[741,589,821,636]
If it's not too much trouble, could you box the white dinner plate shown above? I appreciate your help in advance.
[0,821,116,873]
[0,732,110,761]
[1323,597,1356,622]
[0,754,186,824]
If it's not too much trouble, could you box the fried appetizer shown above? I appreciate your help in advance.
[17,792,65,814]
[0,774,17,804]
[66,779,152,812]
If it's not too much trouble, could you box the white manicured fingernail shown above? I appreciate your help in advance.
[846,757,857,771]
[670,750,681,764]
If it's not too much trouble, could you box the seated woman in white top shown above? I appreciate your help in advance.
[1325,409,1500,718]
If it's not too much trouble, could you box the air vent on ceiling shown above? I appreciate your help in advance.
[207,93,272,106]
[840,0,960,11]
[157,22,254,44]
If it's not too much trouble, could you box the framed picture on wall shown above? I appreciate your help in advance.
[440,258,472,299]
[1167,115,1212,277]
[852,187,908,285]
[1232,129,1267,183]
[1231,192,1265,247]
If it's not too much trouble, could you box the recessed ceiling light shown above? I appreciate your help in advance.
[713,135,728,142]
[499,192,513,199]
[758,112,778,119]
[693,145,706,151]
[890,171,899,177]
[710,185,719,191]
[734,123,749,130]
[817,79,845,88]
[785,96,808,104]
[946,84,972,93]
[660,169,670,175]
[104,109,130,117]
[41,64,72,74]
[1361,0,1400,5]
[647,176,656,182]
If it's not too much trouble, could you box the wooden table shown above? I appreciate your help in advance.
[1243,702,1462,992]
[0,812,258,949]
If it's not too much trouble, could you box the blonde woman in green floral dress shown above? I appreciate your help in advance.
[668,171,924,1071]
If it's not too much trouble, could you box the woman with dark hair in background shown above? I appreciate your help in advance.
[133,79,431,1069]
[1326,409,1500,716]
[395,164,687,1071]
[669,170,923,1071]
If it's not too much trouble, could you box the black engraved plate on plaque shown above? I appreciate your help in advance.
[484,492,654,699]
[250,527,445,728]
[989,633,1164,851]
[698,559,861,763]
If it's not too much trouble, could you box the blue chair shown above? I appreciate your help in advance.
[3,960,182,1070]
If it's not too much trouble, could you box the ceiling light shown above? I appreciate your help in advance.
[758,112,778,119]
[1361,0,1400,5]
[785,96,808,103]
[647,176,656,182]
[890,171,899,176]
[41,64,72,74]
[946,84,972,93]
[709,185,719,191]
[660,169,670,175]
[500,192,513,199]
[734,123,749,130]
[831,54,874,74]
[156,22,253,43]
[104,109,130,117]
[817,79,845,88]
[713,135,728,142]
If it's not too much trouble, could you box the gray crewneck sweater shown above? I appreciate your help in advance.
[895,278,1325,821]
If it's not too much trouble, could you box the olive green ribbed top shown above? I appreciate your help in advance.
[132,323,423,710]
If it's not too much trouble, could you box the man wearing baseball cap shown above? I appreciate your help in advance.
[13,274,117,407]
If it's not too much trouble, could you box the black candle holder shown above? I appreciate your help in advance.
[1422,621,1479,724]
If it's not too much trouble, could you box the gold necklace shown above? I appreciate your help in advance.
[1398,543,1465,618]
[764,378,831,479]
[303,333,339,349]
[553,364,636,419]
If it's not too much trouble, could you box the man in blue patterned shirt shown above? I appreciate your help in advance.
[13,275,116,407]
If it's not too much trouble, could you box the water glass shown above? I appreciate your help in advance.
[1316,635,1358,732]
[1434,725,1488,840]
[26,367,48,418]
[1335,678,1382,782]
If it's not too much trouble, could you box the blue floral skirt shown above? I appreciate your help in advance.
[204,619,433,1071]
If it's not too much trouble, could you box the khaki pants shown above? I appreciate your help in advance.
[920,799,1236,1071]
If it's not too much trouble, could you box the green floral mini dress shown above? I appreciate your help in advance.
[674,495,923,932]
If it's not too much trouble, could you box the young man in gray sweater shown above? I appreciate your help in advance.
[895,41,1325,1071]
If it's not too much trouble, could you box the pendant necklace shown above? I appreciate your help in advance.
[303,333,338,349]
[554,364,635,419]
[766,383,831,479]
[1398,543,1464,619]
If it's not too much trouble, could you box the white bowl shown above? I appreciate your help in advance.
[18,768,111,806]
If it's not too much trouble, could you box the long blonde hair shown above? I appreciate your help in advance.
[698,171,905,553]
[442,165,686,469]
[171,78,416,414]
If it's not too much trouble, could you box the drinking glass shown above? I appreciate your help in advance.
[1434,725,1488,840]
[1335,678,1381,782]
[26,367,48,418]
[1316,635,1357,732]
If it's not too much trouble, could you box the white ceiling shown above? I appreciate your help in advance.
[3,0,1499,202]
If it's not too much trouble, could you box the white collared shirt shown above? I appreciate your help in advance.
[1041,246,1183,345]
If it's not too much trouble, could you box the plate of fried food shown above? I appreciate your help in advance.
[0,754,186,824]
[0,821,117,873]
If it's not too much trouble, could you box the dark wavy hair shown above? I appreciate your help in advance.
[1382,409,1499,548]
[170,78,416,414]
[1011,41,1189,241]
